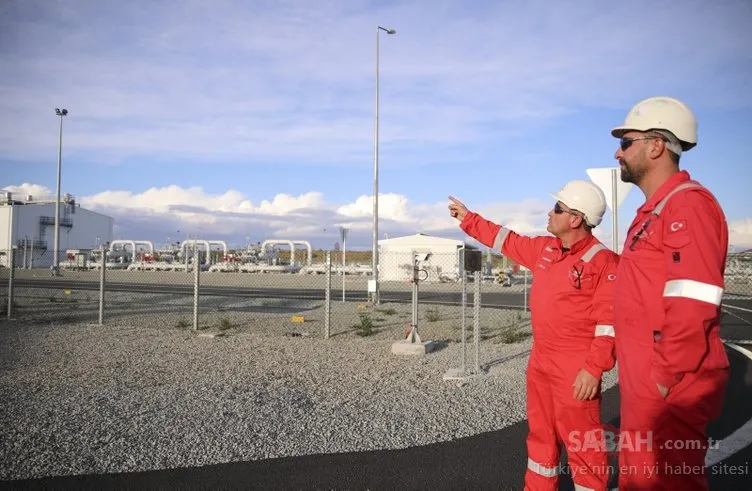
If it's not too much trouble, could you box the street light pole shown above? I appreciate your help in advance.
[372,25,395,305]
[53,108,68,275]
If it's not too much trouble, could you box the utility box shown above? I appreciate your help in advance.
[66,249,91,270]
[464,250,482,272]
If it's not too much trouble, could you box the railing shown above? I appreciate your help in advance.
[38,216,73,227]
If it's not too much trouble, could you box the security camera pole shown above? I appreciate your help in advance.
[407,252,433,342]
[392,251,439,355]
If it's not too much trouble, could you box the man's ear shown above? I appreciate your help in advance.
[571,214,584,229]
[648,138,667,159]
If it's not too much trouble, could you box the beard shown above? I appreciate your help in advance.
[619,157,646,184]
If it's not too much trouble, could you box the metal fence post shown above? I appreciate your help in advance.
[474,270,481,375]
[193,242,200,331]
[7,246,16,319]
[325,251,331,339]
[461,248,467,374]
[98,245,106,325]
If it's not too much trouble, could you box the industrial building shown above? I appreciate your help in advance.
[378,233,470,282]
[0,192,113,268]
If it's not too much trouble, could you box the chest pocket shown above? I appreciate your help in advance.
[569,262,596,291]
[568,242,608,292]
[627,217,661,253]
[629,181,704,253]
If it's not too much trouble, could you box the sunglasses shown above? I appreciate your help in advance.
[554,202,576,215]
[619,136,666,151]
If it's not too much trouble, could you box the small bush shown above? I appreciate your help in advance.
[218,317,232,330]
[353,312,375,336]
[425,308,442,322]
[176,319,190,328]
[375,307,396,316]
[496,327,531,344]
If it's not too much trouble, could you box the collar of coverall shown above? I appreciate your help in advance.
[638,169,691,213]
[553,233,596,257]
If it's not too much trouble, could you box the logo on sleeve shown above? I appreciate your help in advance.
[669,220,687,233]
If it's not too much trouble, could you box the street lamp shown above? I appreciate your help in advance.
[53,107,68,275]
[372,25,395,304]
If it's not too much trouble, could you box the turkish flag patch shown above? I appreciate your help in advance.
[668,219,688,233]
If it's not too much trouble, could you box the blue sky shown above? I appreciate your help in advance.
[2,0,751,250]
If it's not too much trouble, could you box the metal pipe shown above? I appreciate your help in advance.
[180,240,211,265]
[109,240,138,264]
[291,241,312,266]
[260,240,296,265]
[206,240,228,262]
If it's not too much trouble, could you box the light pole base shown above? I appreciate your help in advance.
[391,338,439,356]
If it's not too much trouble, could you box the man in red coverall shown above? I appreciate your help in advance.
[611,96,730,490]
[449,180,618,491]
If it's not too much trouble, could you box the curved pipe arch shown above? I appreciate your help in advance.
[207,240,228,261]
[109,240,137,263]
[133,241,154,257]
[261,240,295,265]
[108,240,155,263]
[180,240,212,265]
[291,240,312,266]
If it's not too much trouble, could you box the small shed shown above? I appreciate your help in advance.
[378,233,467,282]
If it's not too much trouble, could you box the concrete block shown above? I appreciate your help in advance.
[391,339,440,355]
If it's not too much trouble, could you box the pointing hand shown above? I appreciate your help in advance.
[448,196,469,222]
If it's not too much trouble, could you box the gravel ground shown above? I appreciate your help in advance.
[0,300,618,481]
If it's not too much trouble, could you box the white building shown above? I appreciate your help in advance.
[378,233,470,282]
[0,192,113,268]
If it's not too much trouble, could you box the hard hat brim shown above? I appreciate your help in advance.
[611,125,641,138]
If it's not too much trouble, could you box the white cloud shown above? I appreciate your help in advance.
[729,219,752,250]
[3,181,752,250]
[0,183,54,200]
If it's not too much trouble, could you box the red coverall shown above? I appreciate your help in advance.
[461,213,618,491]
[614,170,730,490]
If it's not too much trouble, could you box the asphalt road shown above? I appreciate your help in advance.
[6,344,751,490]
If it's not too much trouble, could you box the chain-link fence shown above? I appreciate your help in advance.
[2,244,750,355]
[0,246,535,373]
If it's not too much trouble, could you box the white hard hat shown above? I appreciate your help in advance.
[550,180,607,228]
[611,96,697,151]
